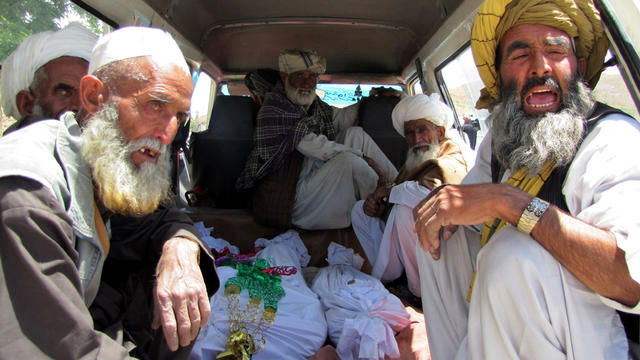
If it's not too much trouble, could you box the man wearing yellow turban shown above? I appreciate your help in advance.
[412,0,640,358]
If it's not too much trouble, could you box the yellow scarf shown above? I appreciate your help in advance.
[467,159,555,301]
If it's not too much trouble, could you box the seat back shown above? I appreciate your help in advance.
[358,95,407,170]
[190,95,257,208]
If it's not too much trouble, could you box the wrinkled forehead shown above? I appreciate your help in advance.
[499,23,573,56]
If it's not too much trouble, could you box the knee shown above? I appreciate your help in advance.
[389,205,415,237]
[351,200,365,221]
[343,126,365,141]
[331,151,372,175]
[475,227,553,298]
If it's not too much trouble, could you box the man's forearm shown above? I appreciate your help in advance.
[533,206,640,307]
[472,184,640,306]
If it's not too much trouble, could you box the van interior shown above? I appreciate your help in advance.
[73,0,640,268]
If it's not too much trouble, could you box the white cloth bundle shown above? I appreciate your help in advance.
[193,221,239,254]
[190,236,327,360]
[311,264,411,360]
[326,241,365,270]
[255,229,310,267]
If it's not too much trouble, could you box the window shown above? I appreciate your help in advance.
[316,84,403,107]
[591,52,639,120]
[436,44,489,148]
[190,70,216,132]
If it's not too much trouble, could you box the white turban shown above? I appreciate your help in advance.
[391,93,455,137]
[278,49,326,74]
[1,22,97,119]
[89,26,190,77]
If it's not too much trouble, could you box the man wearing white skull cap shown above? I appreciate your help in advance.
[237,49,398,230]
[1,22,97,134]
[351,94,469,297]
[0,26,218,359]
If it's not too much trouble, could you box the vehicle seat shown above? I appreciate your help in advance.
[189,95,257,208]
[357,95,407,170]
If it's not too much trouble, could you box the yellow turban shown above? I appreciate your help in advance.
[471,0,609,109]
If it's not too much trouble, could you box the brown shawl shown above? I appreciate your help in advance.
[395,138,468,189]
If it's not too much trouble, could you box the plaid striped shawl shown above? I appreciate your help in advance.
[236,86,334,189]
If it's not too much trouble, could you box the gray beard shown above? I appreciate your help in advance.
[490,75,594,176]
[80,102,172,216]
[284,78,316,106]
[405,142,441,172]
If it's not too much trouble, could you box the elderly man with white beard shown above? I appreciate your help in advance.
[237,49,398,230]
[411,0,640,359]
[0,27,218,359]
[350,94,468,298]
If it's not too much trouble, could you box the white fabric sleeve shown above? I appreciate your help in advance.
[332,103,360,133]
[562,113,640,313]
[296,132,362,161]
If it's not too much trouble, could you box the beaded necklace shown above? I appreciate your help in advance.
[216,256,295,359]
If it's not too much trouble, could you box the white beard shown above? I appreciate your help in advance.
[491,76,594,175]
[80,101,172,216]
[404,142,440,172]
[284,78,316,106]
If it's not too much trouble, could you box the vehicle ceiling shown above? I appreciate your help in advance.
[139,0,464,81]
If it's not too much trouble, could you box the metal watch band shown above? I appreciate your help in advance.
[516,197,550,235]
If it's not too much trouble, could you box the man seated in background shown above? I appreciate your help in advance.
[1,22,97,134]
[237,49,398,230]
[0,26,218,359]
[351,94,468,297]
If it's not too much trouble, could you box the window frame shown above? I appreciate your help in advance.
[433,40,473,134]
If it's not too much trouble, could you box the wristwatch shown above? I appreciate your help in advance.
[516,197,549,235]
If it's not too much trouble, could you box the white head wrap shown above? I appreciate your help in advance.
[1,22,97,119]
[89,26,190,77]
[391,93,455,137]
[278,49,326,74]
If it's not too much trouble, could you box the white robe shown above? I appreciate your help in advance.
[292,104,398,229]
[416,113,640,360]
[351,181,432,296]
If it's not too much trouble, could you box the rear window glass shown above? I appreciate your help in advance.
[317,84,403,107]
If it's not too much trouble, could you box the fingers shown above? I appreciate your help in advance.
[187,294,201,341]
[198,292,211,328]
[155,280,210,351]
[156,288,180,351]
[173,295,193,348]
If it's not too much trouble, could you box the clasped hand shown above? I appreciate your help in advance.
[413,183,509,260]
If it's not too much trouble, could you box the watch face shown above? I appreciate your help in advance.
[528,198,549,217]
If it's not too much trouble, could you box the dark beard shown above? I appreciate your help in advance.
[490,74,595,175]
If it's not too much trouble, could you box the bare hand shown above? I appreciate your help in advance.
[413,184,521,260]
[152,237,210,351]
[388,306,430,360]
[363,185,389,217]
[309,345,339,360]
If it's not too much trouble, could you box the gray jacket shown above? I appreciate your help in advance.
[0,112,104,304]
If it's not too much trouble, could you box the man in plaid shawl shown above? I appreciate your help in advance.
[237,49,397,230]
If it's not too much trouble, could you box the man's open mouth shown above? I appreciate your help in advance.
[138,147,160,160]
[525,88,558,108]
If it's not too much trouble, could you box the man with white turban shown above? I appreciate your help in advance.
[350,94,468,297]
[411,0,640,358]
[0,27,219,359]
[237,49,397,230]
[1,22,97,134]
